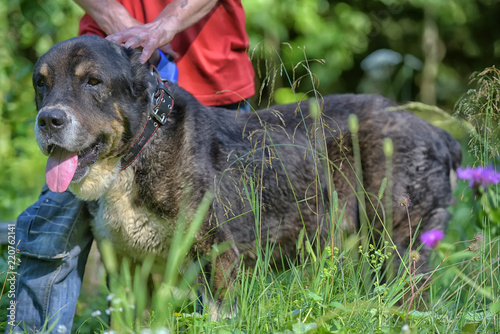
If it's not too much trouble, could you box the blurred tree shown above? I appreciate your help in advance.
[355,0,500,107]
[245,0,500,108]
[246,0,371,105]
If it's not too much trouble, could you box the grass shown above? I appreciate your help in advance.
[1,61,499,333]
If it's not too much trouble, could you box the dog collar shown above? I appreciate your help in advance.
[120,66,174,170]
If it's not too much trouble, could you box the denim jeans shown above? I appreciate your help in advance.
[7,102,250,333]
[8,186,93,333]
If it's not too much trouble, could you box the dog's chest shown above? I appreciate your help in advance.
[91,170,177,260]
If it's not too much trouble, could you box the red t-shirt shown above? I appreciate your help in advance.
[79,0,255,106]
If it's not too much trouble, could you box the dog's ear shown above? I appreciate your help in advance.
[120,46,155,98]
[121,46,146,69]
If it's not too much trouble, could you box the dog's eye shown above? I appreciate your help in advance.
[36,77,46,88]
[87,78,101,86]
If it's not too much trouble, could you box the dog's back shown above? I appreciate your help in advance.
[205,94,461,269]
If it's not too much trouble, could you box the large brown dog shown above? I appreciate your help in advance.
[33,36,461,314]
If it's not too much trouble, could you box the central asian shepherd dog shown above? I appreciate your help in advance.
[33,35,461,316]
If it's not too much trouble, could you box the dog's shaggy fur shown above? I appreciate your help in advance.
[33,36,461,313]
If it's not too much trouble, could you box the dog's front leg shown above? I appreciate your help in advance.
[197,228,240,320]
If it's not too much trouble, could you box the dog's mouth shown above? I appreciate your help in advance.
[45,141,102,193]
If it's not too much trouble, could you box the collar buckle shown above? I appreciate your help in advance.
[150,83,173,125]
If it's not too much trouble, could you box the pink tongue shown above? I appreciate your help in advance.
[45,147,78,193]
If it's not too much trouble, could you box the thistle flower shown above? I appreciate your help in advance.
[420,230,444,249]
[457,165,500,190]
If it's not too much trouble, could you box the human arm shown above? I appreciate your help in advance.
[106,0,219,63]
[74,0,167,65]
[74,0,141,35]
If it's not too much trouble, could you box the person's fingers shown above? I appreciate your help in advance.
[105,33,127,45]
[106,26,171,64]
[159,44,179,59]
[124,35,143,49]
[106,28,138,44]
[139,41,158,64]
[148,50,161,66]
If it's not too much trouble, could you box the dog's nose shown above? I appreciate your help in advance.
[37,109,68,133]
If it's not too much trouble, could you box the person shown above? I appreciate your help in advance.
[8,0,254,332]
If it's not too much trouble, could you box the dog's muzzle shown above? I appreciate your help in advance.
[37,108,69,135]
[35,106,98,193]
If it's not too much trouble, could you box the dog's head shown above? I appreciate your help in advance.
[33,35,154,199]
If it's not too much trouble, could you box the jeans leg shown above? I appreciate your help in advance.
[217,100,251,113]
[8,186,93,333]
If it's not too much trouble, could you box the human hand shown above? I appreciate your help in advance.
[106,21,176,64]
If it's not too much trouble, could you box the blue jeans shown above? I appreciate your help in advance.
[7,102,250,333]
[219,100,251,113]
[8,186,93,333]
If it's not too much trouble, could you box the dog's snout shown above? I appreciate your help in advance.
[38,109,68,132]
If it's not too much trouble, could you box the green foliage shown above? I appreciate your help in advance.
[454,67,500,236]
[455,66,500,163]
[0,0,83,220]
[246,0,371,105]
[245,0,500,107]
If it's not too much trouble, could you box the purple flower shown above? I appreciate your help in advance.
[420,230,445,249]
[457,165,500,189]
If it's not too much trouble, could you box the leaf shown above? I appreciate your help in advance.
[308,291,323,302]
[328,301,345,309]
[490,300,500,315]
[292,322,317,334]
